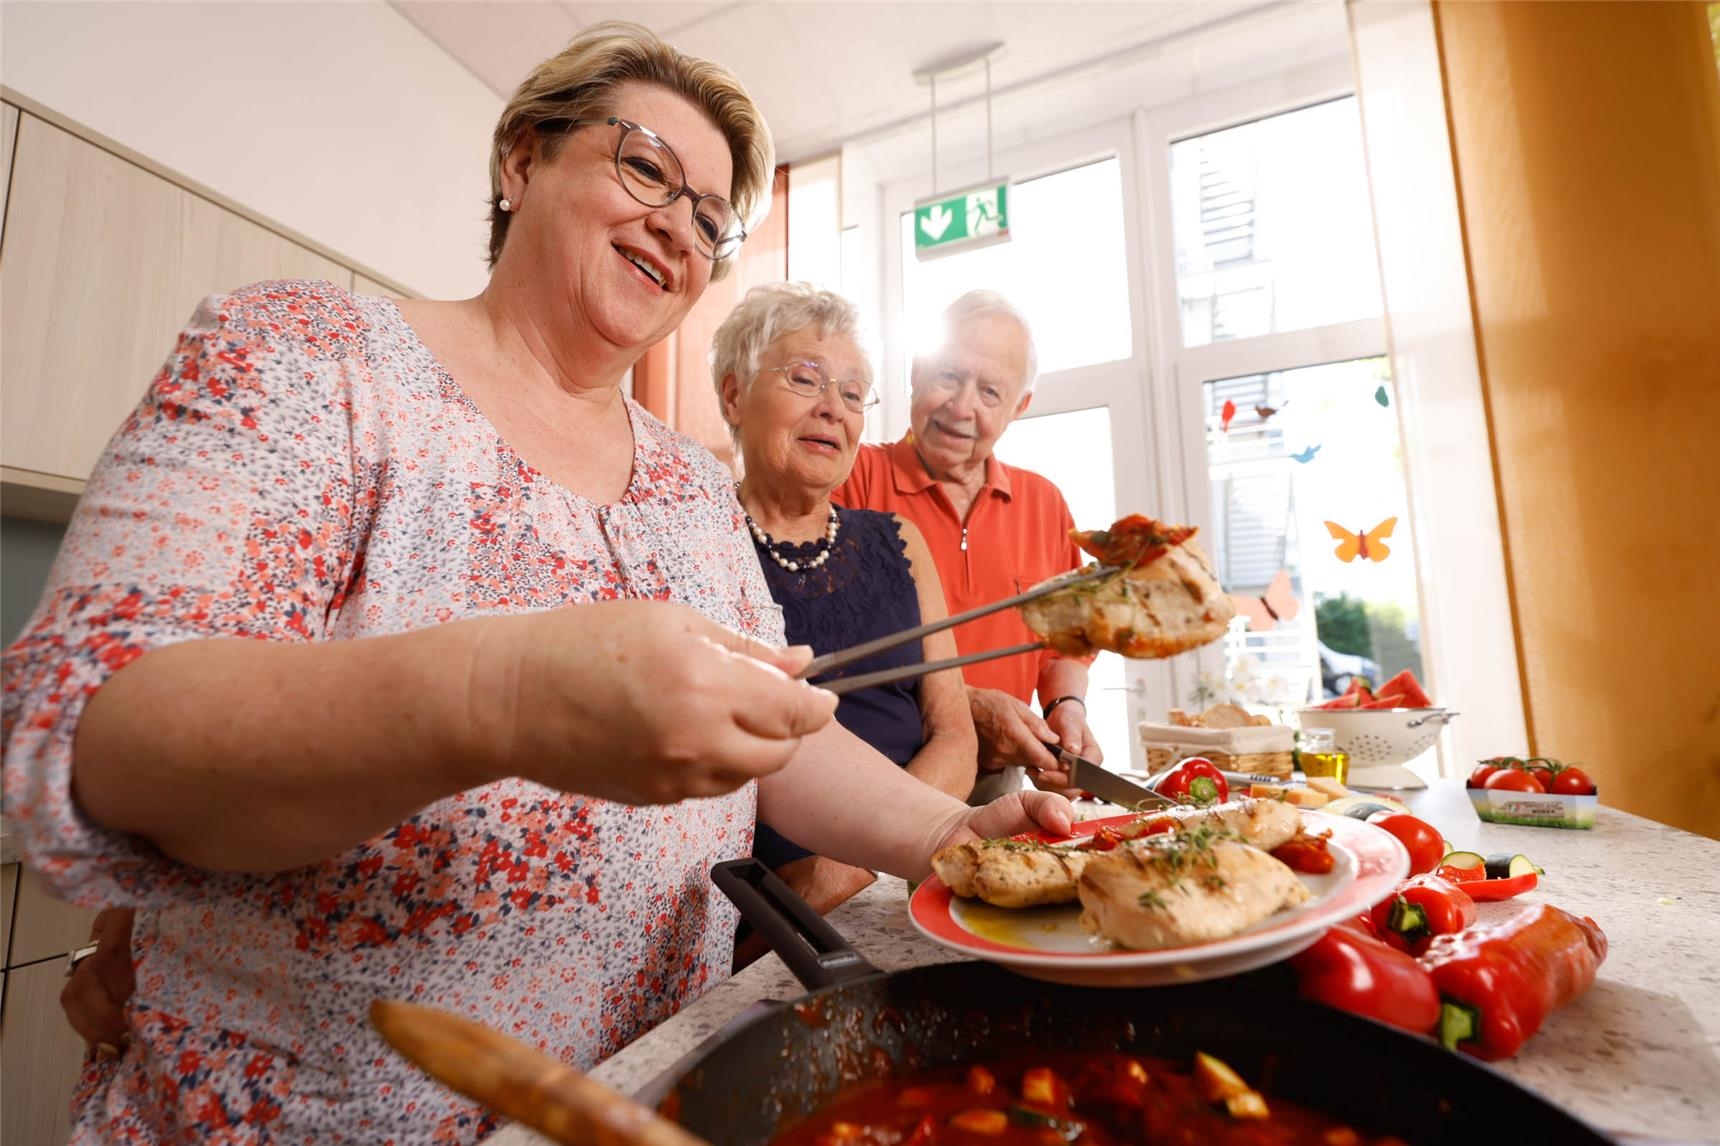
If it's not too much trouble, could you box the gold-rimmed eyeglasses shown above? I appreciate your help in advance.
[763,361,879,414]
[553,116,746,260]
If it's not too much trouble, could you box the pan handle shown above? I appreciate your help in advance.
[711,859,882,990]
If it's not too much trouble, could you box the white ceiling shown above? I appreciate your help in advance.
[390,0,1347,180]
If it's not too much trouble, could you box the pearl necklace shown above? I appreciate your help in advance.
[744,504,840,572]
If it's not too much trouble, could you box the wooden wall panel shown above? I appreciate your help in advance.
[1,102,17,219]
[1434,0,1720,837]
[1,115,353,483]
[635,167,790,466]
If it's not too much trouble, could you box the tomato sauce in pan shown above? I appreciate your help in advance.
[768,1053,1404,1146]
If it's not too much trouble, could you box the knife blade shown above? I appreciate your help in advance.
[1047,745,1177,810]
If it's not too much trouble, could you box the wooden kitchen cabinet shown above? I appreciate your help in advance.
[1,957,88,1146]
[0,113,353,485]
[8,867,96,968]
[0,862,16,966]
[354,271,411,299]
[2,102,17,218]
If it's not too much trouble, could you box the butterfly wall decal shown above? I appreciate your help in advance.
[1375,385,1390,408]
[1255,401,1288,422]
[1220,399,1237,432]
[1229,568,1301,632]
[1324,517,1398,563]
[1290,445,1322,464]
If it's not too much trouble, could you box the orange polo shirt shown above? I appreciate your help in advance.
[833,436,1086,706]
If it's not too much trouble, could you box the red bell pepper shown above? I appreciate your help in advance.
[1334,911,1380,939]
[1371,875,1478,956]
[1157,757,1229,806]
[1418,904,1608,1060]
[1288,926,1441,1035]
[1435,863,1538,901]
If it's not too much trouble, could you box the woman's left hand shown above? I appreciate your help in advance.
[927,789,1075,861]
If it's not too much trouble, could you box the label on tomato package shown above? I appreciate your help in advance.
[1468,788,1597,830]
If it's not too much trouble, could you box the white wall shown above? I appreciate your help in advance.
[1,1,502,299]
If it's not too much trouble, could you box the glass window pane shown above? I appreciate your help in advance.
[991,407,1128,764]
[1170,98,1384,348]
[899,159,1132,382]
[1198,358,1423,710]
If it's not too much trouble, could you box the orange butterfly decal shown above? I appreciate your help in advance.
[1229,568,1301,632]
[1325,517,1398,563]
[1220,399,1237,432]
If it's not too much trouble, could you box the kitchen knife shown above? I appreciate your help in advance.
[1046,745,1178,810]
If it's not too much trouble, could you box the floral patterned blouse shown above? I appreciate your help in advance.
[0,280,782,1144]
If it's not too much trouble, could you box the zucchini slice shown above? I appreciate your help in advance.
[1440,850,1487,874]
[1484,852,1541,879]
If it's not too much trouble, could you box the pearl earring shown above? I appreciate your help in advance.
[499,198,512,212]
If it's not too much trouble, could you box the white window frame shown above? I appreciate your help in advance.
[868,49,1521,777]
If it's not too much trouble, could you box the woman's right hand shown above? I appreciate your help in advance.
[466,600,838,804]
[61,907,136,1059]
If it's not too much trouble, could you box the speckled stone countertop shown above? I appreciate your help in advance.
[486,782,1720,1144]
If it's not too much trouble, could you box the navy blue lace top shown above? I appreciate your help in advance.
[753,506,924,868]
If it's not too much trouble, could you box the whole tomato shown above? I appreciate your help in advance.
[1467,762,1503,789]
[1550,766,1596,796]
[1525,758,1559,789]
[1366,811,1446,875]
[1485,768,1545,794]
[1157,757,1229,806]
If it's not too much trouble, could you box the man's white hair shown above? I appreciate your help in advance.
[710,282,866,445]
[939,289,1039,393]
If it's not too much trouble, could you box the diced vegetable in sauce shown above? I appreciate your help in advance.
[770,1052,1401,1145]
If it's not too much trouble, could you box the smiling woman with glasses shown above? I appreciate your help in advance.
[20,21,1067,1146]
[547,116,748,260]
[713,283,978,937]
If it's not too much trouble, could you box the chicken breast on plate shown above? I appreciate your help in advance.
[930,799,1303,909]
[1079,831,1311,950]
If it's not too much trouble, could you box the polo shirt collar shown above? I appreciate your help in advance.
[890,433,1013,500]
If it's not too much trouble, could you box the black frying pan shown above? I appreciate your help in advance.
[642,859,1613,1145]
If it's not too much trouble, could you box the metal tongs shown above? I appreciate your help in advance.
[796,564,1120,696]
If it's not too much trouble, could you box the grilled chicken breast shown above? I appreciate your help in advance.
[1020,540,1233,659]
[1133,798,1304,853]
[931,840,1098,907]
[930,800,1306,909]
[1078,835,1311,950]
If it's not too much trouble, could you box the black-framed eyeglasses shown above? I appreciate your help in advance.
[553,116,746,260]
[763,360,879,414]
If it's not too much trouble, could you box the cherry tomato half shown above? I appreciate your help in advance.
[1484,768,1545,793]
[1550,766,1596,796]
[1365,811,1446,875]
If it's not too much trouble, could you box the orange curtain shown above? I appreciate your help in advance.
[1434,0,1720,838]
[635,166,790,465]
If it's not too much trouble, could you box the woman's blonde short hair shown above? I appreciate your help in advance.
[487,21,774,279]
[711,282,866,444]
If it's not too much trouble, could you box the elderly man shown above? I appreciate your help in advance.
[834,290,1098,803]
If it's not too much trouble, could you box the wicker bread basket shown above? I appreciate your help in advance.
[1139,721,1296,781]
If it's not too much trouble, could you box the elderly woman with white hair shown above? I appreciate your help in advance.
[714,283,978,916]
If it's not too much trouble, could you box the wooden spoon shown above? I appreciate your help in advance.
[369,999,710,1146]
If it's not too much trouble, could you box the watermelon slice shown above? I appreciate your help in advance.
[1320,686,1374,709]
[1374,669,1433,708]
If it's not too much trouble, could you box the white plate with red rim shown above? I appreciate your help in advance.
[909,810,1409,987]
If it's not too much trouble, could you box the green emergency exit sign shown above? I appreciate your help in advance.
[913,182,1010,259]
